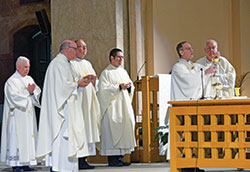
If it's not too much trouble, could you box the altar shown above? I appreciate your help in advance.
[169,99,250,172]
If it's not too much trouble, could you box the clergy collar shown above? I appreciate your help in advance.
[179,58,192,64]
[75,58,83,62]
[205,57,213,64]
[60,53,71,63]
[110,64,120,69]
[15,71,25,78]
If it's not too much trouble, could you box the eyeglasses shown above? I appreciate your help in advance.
[77,46,87,49]
[69,46,77,50]
[181,47,193,51]
[206,47,217,51]
[115,56,124,59]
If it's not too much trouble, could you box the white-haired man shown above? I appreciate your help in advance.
[196,39,236,98]
[1,56,41,172]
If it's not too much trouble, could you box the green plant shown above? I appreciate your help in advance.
[154,125,168,146]
[235,71,250,89]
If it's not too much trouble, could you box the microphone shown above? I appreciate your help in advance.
[199,68,206,100]
[137,61,147,81]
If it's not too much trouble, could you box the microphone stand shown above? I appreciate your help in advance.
[136,61,147,88]
[199,68,206,100]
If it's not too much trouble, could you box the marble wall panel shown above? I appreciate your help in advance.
[73,2,93,39]
[90,39,117,75]
[52,0,129,76]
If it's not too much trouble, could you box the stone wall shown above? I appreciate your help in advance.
[51,0,130,76]
[0,0,50,103]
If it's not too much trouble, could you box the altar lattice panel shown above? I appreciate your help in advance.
[169,100,250,172]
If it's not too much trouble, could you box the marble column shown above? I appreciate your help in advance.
[129,0,145,81]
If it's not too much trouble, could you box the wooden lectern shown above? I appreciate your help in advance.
[169,99,250,172]
[131,76,167,163]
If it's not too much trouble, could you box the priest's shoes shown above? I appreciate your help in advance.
[21,166,36,171]
[108,156,122,167]
[79,162,95,170]
[108,161,123,167]
[49,167,57,172]
[118,158,131,166]
[108,160,131,167]
[181,168,205,172]
[12,167,24,172]
[121,161,131,166]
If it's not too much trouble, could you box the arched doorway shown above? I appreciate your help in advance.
[13,25,39,85]
[13,24,51,90]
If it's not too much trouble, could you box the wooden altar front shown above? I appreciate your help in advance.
[169,99,250,172]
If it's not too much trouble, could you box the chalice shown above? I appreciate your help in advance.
[211,58,222,99]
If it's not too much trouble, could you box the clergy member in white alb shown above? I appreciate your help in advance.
[36,40,91,172]
[196,39,236,98]
[70,39,101,170]
[97,48,136,167]
[170,41,206,172]
[171,41,205,101]
[1,56,41,172]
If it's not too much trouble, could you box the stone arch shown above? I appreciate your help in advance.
[11,23,40,79]
[8,19,39,66]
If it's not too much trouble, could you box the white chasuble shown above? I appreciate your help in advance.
[97,64,136,155]
[171,60,204,101]
[196,56,236,98]
[70,58,101,155]
[1,71,41,165]
[36,53,88,170]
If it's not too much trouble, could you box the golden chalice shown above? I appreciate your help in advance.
[211,58,222,99]
[235,87,240,97]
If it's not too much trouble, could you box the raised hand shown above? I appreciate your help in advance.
[205,66,217,75]
[120,82,131,89]
[27,83,36,95]
[83,75,97,86]
[78,78,89,88]
[125,82,131,88]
